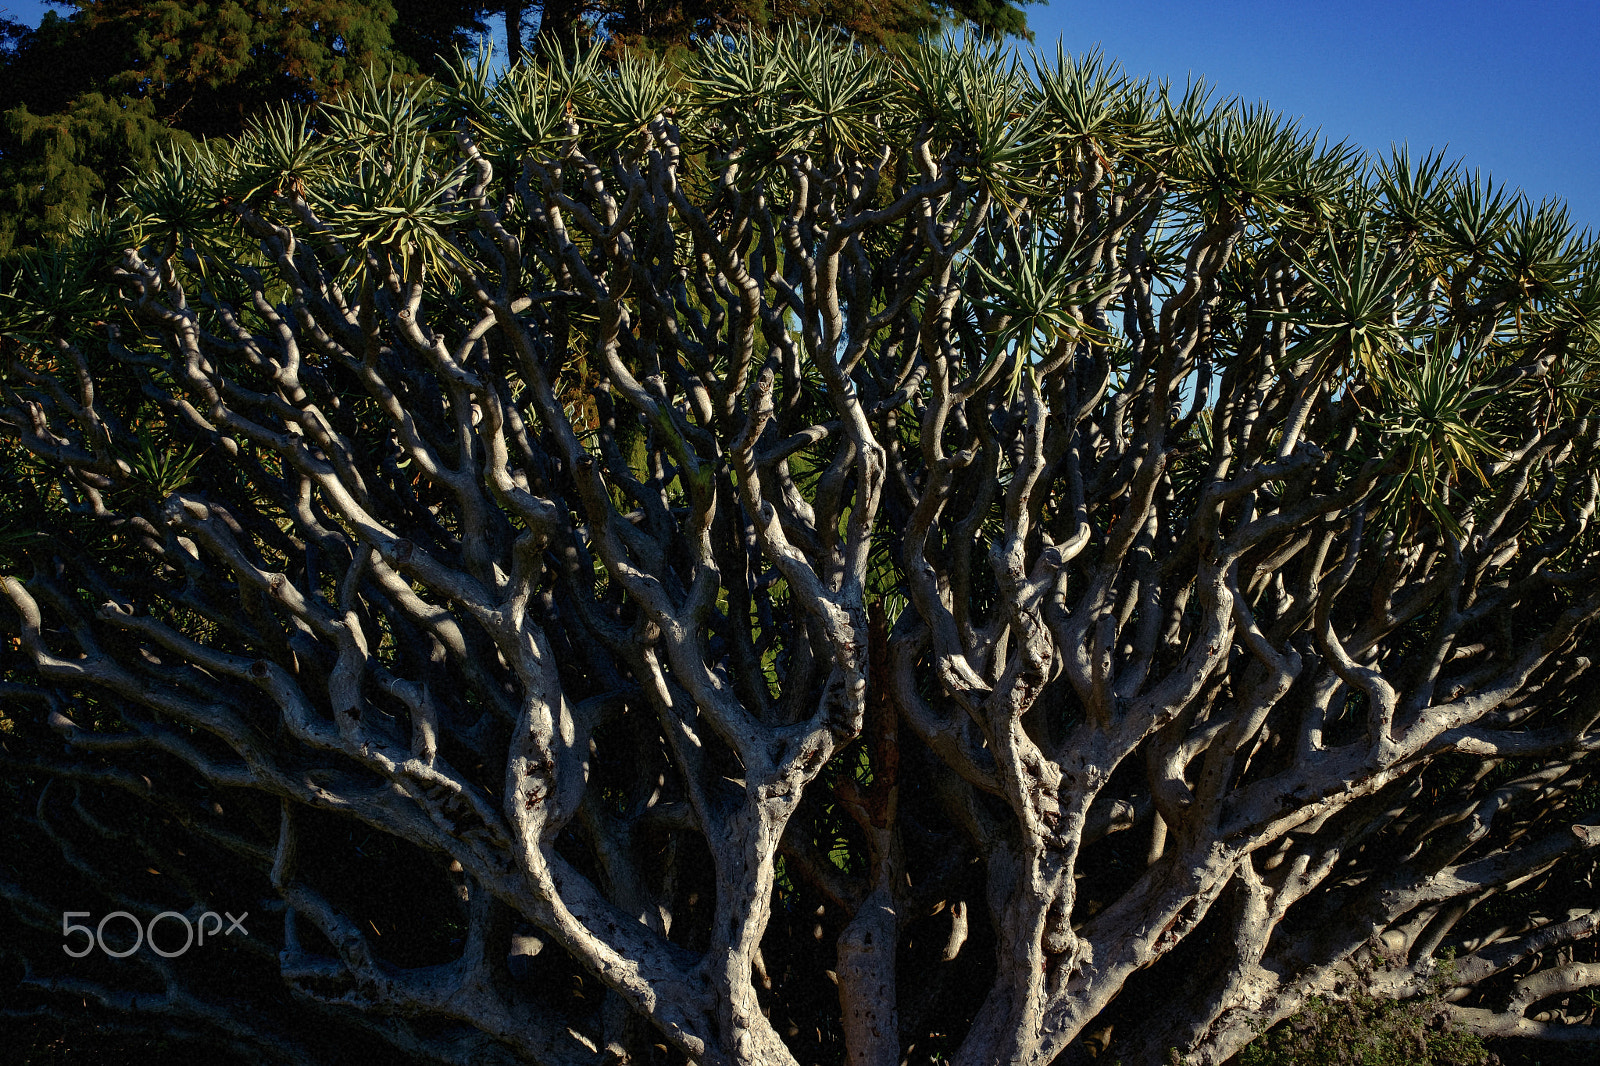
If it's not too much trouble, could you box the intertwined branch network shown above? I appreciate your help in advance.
[0,33,1597,1066]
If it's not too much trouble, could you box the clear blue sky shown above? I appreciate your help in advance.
[1025,2,1600,227]
[4,0,1597,226]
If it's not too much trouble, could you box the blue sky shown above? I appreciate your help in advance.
[4,0,1597,226]
[1024,2,1600,227]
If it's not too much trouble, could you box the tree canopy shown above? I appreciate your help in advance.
[0,0,1035,257]
[0,30,1597,1066]
[0,0,480,255]
[0,93,192,255]
[568,0,1034,51]
[71,0,405,136]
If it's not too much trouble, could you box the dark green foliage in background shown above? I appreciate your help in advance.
[0,94,191,255]
[0,0,468,257]
[0,0,1037,259]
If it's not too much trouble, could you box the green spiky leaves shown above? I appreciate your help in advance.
[313,134,473,284]
[1370,340,1505,537]
[972,230,1111,398]
[0,242,117,343]
[114,426,208,505]
[1273,221,1419,381]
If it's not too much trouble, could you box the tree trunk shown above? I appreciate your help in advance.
[505,0,525,65]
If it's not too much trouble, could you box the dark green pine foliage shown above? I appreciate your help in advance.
[0,94,191,256]
[51,0,407,137]
[0,8,138,117]
[0,0,483,256]
[0,4,152,253]
[546,0,1036,52]
[388,0,492,78]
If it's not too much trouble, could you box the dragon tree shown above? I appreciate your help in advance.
[1,33,1597,1066]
